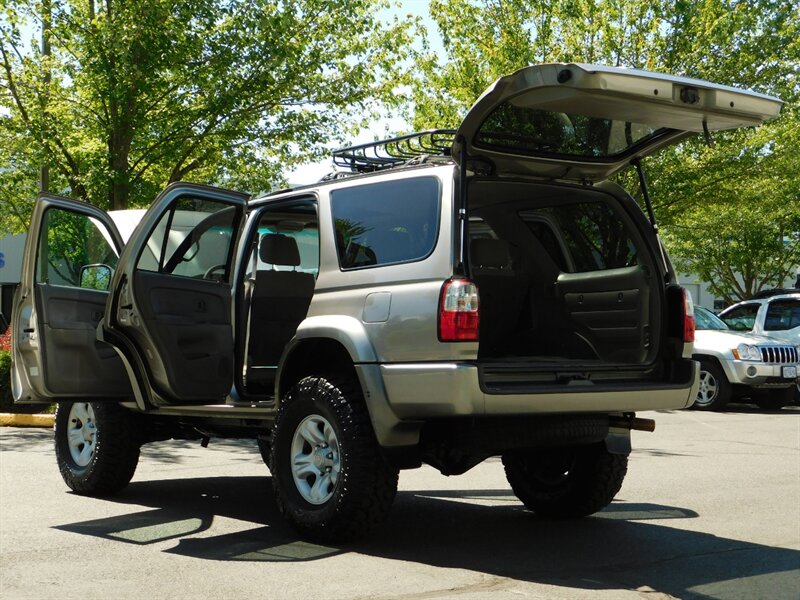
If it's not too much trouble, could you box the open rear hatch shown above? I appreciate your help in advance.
[452,63,782,181]
[454,64,782,388]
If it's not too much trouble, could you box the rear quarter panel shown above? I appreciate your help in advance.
[308,167,476,363]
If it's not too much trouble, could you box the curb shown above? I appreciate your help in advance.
[0,413,55,428]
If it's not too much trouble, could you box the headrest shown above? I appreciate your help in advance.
[470,238,512,270]
[260,234,301,267]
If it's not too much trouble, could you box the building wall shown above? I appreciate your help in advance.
[0,233,26,285]
[0,234,26,324]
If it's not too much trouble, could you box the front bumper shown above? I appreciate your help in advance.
[721,359,799,388]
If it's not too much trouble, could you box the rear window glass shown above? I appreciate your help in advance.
[331,177,440,269]
[520,202,638,273]
[476,103,663,158]
[764,299,800,331]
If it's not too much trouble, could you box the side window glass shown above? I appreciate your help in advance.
[36,208,118,290]
[468,218,498,243]
[764,299,800,331]
[524,218,570,271]
[136,197,239,281]
[720,305,759,331]
[520,202,637,273]
[331,177,440,269]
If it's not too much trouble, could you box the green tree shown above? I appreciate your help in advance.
[658,102,800,301]
[410,0,799,301]
[0,0,417,230]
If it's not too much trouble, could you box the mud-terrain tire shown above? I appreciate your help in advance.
[754,387,794,411]
[54,402,141,495]
[691,359,731,411]
[257,437,271,465]
[269,374,399,543]
[502,442,628,518]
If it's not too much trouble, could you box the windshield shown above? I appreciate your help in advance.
[695,306,729,331]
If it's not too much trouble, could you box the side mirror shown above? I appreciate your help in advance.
[80,264,112,291]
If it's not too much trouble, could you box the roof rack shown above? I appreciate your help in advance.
[750,288,800,299]
[332,129,456,173]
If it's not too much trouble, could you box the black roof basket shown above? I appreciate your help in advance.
[750,288,800,299]
[332,129,456,173]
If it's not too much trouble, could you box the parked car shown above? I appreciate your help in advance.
[718,292,800,342]
[11,63,783,541]
[692,306,798,410]
[719,292,800,404]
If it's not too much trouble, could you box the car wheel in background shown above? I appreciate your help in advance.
[691,359,731,411]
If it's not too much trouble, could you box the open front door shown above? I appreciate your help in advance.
[104,183,248,406]
[12,196,131,403]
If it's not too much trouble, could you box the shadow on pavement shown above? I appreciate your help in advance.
[721,403,800,414]
[54,474,800,599]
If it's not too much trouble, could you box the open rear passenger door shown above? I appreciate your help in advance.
[12,196,131,404]
[102,183,248,406]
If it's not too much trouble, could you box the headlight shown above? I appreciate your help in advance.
[732,344,761,361]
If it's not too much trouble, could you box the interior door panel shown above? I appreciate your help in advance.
[11,195,130,403]
[35,284,132,396]
[555,266,650,362]
[129,268,233,402]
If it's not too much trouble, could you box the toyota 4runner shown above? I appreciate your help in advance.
[11,64,783,541]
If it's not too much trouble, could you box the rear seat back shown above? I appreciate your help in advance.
[248,234,315,371]
[470,238,526,357]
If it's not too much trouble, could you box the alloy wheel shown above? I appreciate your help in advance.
[67,402,97,467]
[290,414,341,505]
[696,369,719,407]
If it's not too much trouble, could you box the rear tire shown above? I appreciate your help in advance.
[502,443,627,518]
[691,359,731,411]
[54,402,141,495]
[269,375,398,542]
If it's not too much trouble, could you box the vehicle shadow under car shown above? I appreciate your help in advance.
[54,473,800,600]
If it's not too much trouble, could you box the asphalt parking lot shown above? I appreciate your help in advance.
[1,405,799,600]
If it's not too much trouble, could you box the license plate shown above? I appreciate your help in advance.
[782,366,797,379]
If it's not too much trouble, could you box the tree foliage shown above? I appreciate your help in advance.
[411,0,800,301]
[0,0,417,231]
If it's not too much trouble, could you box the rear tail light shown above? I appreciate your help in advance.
[438,278,479,342]
[682,287,695,343]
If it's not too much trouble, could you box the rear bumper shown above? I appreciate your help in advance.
[380,361,698,418]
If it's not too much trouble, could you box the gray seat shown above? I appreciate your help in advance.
[248,234,315,379]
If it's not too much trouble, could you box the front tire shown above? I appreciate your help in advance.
[54,402,141,495]
[502,443,628,518]
[691,359,731,411]
[269,375,398,542]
